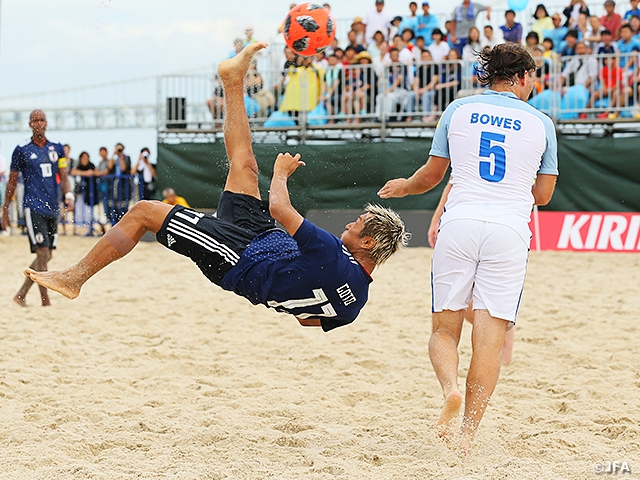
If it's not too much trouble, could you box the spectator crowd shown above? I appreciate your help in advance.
[210,0,640,123]
[0,142,187,236]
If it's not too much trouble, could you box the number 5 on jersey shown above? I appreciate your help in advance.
[479,131,506,183]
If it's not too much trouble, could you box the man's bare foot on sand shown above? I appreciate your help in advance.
[24,268,81,300]
[218,42,268,82]
[13,294,27,307]
[436,390,462,443]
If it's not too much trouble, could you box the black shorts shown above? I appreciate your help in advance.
[156,191,277,285]
[25,208,58,253]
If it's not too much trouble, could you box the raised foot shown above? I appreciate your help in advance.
[218,42,268,82]
[24,268,81,300]
[436,390,463,443]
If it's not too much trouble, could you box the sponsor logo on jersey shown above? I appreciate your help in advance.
[30,153,38,160]
[48,151,58,163]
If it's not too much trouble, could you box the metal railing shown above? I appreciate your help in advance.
[158,60,475,131]
[530,52,640,120]
[6,174,149,235]
[158,52,640,131]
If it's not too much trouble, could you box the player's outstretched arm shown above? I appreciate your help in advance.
[1,171,19,231]
[378,155,450,199]
[428,182,452,247]
[269,152,306,236]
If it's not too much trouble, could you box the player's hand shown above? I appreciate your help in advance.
[377,178,409,199]
[65,198,75,213]
[274,152,306,177]
[428,223,438,248]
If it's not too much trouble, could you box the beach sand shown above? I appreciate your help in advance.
[0,234,638,479]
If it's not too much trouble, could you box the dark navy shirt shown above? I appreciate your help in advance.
[221,219,372,332]
[11,139,66,217]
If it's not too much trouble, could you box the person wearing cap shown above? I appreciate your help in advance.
[399,2,419,36]
[346,51,379,122]
[450,0,491,53]
[532,4,554,40]
[600,0,622,40]
[352,16,367,45]
[416,1,440,46]
[364,0,393,46]
[543,13,569,50]
[390,15,404,40]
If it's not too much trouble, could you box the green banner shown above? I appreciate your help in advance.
[157,137,640,212]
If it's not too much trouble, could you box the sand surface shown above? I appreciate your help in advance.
[0,234,638,479]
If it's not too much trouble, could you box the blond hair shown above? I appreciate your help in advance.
[360,204,410,266]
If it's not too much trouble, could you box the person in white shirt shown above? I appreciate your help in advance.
[482,25,504,47]
[378,42,558,456]
[428,28,451,62]
[364,0,393,45]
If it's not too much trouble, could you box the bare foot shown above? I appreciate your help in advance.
[24,268,81,300]
[455,434,473,458]
[436,390,462,443]
[218,42,268,83]
[13,294,27,307]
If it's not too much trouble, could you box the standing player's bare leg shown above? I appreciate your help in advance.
[464,304,515,366]
[429,310,465,441]
[14,247,52,307]
[25,201,173,299]
[457,309,508,456]
[217,42,268,199]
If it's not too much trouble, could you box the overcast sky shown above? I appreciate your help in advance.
[0,0,478,96]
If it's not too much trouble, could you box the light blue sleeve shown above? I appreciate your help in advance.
[538,117,559,175]
[429,104,455,158]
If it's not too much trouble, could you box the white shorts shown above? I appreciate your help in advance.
[431,219,529,324]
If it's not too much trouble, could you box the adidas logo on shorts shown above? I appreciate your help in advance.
[166,234,176,247]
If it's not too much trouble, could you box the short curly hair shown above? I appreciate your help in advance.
[477,43,536,87]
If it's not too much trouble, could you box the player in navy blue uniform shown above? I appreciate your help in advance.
[2,110,74,307]
[25,43,409,331]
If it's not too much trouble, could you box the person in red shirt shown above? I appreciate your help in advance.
[600,0,622,40]
[587,55,624,117]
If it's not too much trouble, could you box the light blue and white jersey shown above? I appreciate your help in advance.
[430,89,558,245]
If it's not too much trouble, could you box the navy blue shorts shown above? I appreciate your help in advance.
[25,208,58,253]
[156,191,277,285]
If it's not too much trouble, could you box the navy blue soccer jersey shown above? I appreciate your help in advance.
[221,219,372,332]
[11,139,67,217]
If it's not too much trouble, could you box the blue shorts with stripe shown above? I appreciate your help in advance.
[156,191,278,285]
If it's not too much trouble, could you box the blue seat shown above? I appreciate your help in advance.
[263,111,297,127]
[559,85,589,120]
[244,96,261,117]
[528,90,561,116]
[308,102,328,126]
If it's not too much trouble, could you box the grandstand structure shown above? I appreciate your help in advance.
[3,7,640,139]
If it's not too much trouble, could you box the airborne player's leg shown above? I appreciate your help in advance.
[25,200,173,299]
[217,42,268,199]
